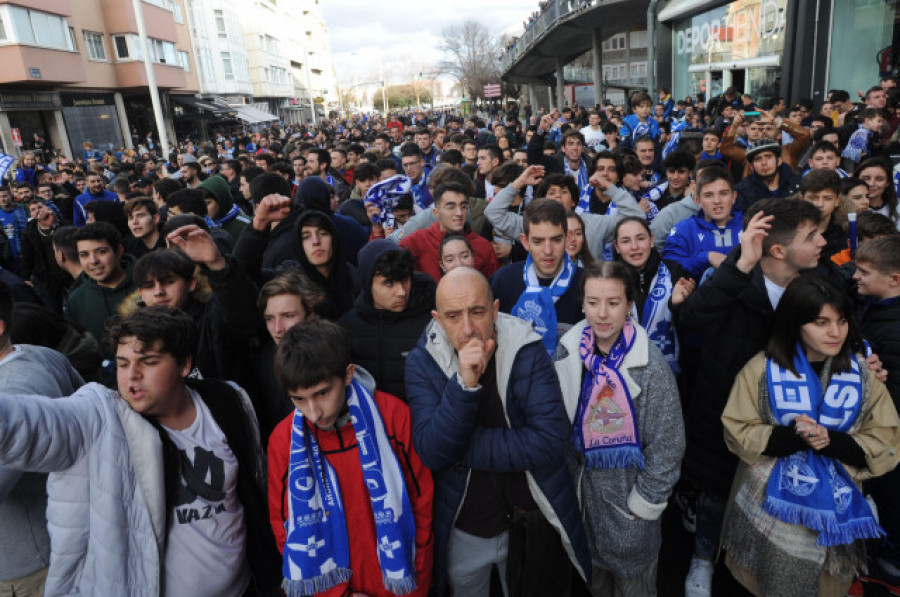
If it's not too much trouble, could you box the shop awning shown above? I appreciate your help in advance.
[171,95,234,116]
[232,104,279,124]
[657,0,722,22]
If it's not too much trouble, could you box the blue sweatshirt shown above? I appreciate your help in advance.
[662,210,744,279]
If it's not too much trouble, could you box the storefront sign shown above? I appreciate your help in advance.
[60,93,115,108]
[0,91,61,110]
[675,0,787,56]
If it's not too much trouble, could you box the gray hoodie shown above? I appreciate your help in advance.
[650,194,701,251]
[485,184,646,258]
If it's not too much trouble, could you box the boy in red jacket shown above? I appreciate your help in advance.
[268,319,434,597]
[399,182,499,282]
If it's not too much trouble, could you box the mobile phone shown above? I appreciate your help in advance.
[743,111,761,122]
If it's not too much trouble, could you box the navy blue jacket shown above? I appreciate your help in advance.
[734,162,801,213]
[405,315,591,594]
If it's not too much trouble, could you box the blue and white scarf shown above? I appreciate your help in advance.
[564,159,592,214]
[663,121,688,159]
[282,378,418,596]
[640,183,666,223]
[601,200,619,261]
[410,163,434,211]
[213,203,242,227]
[632,261,679,372]
[631,121,651,140]
[841,126,872,164]
[802,167,849,179]
[512,253,576,355]
[365,175,412,228]
[762,351,884,546]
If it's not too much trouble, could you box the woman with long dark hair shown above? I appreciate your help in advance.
[613,216,694,373]
[721,275,900,596]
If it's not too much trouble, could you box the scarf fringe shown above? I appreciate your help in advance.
[582,445,645,470]
[282,568,353,596]
[762,498,885,546]
[383,574,418,595]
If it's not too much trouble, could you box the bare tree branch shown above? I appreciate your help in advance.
[438,20,502,102]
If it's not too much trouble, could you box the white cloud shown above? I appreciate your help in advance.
[320,0,537,84]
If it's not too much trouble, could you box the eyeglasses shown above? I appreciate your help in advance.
[401,161,421,169]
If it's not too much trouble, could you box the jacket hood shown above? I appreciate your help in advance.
[357,239,401,304]
[294,209,344,277]
[355,272,435,320]
[199,175,234,213]
[296,177,331,212]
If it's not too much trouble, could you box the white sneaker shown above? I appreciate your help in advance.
[684,557,713,597]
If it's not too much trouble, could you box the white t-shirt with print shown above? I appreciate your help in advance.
[162,389,250,597]
[580,125,606,151]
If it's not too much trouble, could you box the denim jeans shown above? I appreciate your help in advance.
[694,490,727,559]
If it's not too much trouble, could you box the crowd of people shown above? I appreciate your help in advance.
[1,77,900,597]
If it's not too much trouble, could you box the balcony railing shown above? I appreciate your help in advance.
[501,0,600,73]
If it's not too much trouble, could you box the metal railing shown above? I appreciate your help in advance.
[501,0,600,73]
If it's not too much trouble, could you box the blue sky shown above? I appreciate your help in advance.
[320,0,537,84]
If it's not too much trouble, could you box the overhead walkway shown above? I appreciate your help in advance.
[501,0,649,107]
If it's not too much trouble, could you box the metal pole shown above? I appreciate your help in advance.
[555,56,565,108]
[592,28,603,107]
[131,0,169,157]
[381,67,388,115]
[304,46,317,125]
[647,0,659,95]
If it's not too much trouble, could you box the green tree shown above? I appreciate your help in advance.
[374,84,433,111]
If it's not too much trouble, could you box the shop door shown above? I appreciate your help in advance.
[7,110,50,159]
[747,67,781,109]
[730,70,746,95]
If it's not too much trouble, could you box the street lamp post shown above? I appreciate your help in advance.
[303,45,317,126]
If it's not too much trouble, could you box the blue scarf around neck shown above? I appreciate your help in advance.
[282,378,418,596]
[512,253,575,354]
[564,158,592,213]
[762,349,883,546]
[633,260,678,372]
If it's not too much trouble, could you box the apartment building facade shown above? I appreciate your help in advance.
[0,0,200,159]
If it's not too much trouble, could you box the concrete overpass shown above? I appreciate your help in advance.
[501,0,650,109]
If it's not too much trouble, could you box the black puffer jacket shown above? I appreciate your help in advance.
[337,239,435,401]
[676,249,778,496]
[860,297,900,408]
[734,162,802,213]
[677,247,844,495]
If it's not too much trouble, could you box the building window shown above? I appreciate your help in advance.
[171,2,183,24]
[149,39,176,64]
[214,10,226,37]
[113,34,129,59]
[84,31,106,61]
[8,6,74,51]
[222,51,233,79]
[178,50,190,71]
